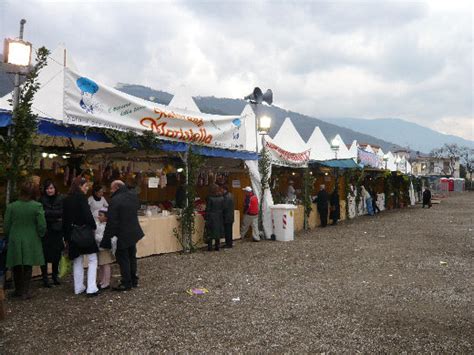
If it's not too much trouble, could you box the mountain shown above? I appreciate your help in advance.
[324,117,474,153]
[116,84,402,152]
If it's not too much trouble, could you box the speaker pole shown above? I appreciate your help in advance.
[253,103,259,154]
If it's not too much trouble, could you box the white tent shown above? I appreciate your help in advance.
[306,126,334,161]
[364,144,375,154]
[168,86,200,112]
[377,147,385,158]
[240,103,258,153]
[272,117,307,153]
[386,151,397,171]
[0,45,76,121]
[331,134,351,159]
[348,140,358,160]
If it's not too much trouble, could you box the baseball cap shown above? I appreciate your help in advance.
[242,186,252,192]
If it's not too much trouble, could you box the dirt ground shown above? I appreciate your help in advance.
[1,192,473,353]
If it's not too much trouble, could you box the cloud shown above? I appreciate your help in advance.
[1,0,472,141]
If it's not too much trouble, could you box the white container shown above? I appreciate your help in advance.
[270,204,298,241]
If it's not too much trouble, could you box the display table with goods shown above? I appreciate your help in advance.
[292,201,347,231]
[136,210,241,257]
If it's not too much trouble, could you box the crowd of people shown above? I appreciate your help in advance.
[3,177,143,300]
[2,175,433,301]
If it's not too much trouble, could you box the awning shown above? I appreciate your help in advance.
[311,159,361,169]
[2,112,258,160]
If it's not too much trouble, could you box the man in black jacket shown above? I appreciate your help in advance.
[313,184,329,227]
[221,185,235,248]
[101,180,144,291]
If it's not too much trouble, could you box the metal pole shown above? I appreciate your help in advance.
[5,19,26,205]
[253,103,259,154]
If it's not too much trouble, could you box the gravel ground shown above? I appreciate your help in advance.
[1,192,473,353]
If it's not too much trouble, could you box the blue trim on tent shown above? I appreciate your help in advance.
[0,110,12,127]
[38,120,109,142]
[311,159,361,169]
[193,146,258,160]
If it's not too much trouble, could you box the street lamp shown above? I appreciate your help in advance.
[4,19,32,205]
[3,39,32,67]
[383,154,389,170]
[258,115,272,135]
[244,87,273,153]
[330,138,340,159]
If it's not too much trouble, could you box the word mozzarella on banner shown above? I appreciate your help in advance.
[63,68,247,150]
[264,138,310,168]
[357,148,382,168]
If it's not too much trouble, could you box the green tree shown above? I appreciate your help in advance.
[0,47,50,208]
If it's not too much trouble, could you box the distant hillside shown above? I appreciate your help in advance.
[325,117,474,153]
[117,84,402,152]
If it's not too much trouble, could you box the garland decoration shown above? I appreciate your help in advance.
[303,168,315,230]
[258,145,272,232]
[173,147,204,252]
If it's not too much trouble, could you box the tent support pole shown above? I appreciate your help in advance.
[5,20,26,205]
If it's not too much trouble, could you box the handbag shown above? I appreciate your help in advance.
[58,255,72,279]
[71,224,95,249]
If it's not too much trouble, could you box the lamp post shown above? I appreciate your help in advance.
[383,154,389,170]
[244,87,273,153]
[330,138,340,160]
[4,19,33,204]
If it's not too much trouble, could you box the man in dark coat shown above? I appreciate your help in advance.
[101,180,144,291]
[205,184,225,251]
[221,185,235,248]
[422,187,432,208]
[313,184,329,227]
[329,189,340,225]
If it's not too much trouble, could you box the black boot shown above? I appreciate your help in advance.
[214,240,220,251]
[207,241,213,251]
[11,266,23,298]
[22,266,33,300]
[40,265,51,288]
[52,260,60,285]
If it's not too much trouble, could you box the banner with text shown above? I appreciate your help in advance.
[63,68,248,150]
[357,148,382,168]
[264,137,310,168]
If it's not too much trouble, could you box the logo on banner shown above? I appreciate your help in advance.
[232,118,241,140]
[76,77,100,114]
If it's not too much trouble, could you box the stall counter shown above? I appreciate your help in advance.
[136,210,241,258]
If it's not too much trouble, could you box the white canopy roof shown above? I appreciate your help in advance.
[364,144,375,154]
[240,104,258,153]
[331,134,352,159]
[272,117,308,154]
[306,126,335,161]
[348,140,358,160]
[168,86,200,112]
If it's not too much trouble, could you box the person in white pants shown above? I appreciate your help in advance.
[63,177,100,297]
[240,186,260,241]
[73,254,98,295]
[240,214,259,241]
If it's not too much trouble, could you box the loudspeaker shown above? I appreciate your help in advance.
[262,89,273,105]
[244,87,263,103]
[244,87,273,105]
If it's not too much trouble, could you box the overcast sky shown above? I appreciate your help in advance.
[1,0,472,140]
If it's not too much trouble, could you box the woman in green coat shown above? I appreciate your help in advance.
[4,181,47,299]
